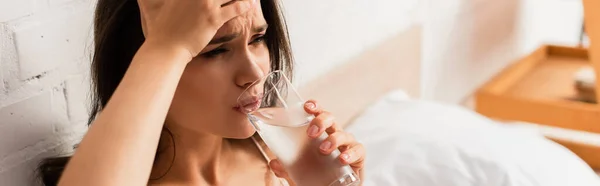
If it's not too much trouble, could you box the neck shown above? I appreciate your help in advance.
[151,123,235,185]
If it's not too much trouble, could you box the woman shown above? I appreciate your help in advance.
[38,0,365,185]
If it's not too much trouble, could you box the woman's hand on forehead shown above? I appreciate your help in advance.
[137,0,257,63]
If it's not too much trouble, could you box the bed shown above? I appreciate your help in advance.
[298,24,600,186]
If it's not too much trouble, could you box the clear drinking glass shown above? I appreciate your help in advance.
[237,70,360,186]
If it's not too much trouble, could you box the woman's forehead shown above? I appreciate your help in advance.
[215,4,266,36]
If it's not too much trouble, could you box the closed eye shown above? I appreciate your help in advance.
[201,48,229,58]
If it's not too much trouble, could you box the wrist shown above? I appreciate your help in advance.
[141,39,193,64]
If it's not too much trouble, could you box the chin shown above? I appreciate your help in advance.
[240,129,257,139]
[223,121,257,139]
[225,129,256,139]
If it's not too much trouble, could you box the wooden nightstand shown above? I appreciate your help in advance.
[474,0,600,170]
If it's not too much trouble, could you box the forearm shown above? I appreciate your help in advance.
[59,43,191,186]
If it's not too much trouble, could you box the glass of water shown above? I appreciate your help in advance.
[237,70,360,186]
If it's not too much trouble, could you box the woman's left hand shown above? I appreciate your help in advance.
[303,100,365,174]
[269,100,365,180]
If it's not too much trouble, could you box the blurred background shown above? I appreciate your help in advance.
[1,0,599,185]
[423,0,584,104]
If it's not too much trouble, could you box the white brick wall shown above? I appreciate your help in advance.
[0,0,94,185]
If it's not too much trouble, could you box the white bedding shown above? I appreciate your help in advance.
[345,90,600,186]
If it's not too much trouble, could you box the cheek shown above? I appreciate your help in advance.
[171,64,229,116]
[253,45,271,71]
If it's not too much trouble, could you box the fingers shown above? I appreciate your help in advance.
[304,100,365,175]
[306,111,340,138]
[305,100,340,138]
[220,0,255,21]
[339,143,365,168]
[304,100,324,115]
[318,132,356,155]
[268,159,289,178]
[318,130,365,172]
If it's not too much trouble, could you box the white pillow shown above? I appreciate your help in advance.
[346,90,600,186]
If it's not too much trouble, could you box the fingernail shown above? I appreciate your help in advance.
[320,141,331,151]
[308,125,319,137]
[341,153,350,161]
[305,102,316,110]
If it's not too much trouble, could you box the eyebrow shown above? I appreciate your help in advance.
[207,24,269,45]
[208,34,239,45]
[253,24,269,33]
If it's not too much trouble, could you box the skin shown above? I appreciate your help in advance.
[58,0,365,185]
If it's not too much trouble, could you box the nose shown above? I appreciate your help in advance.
[234,52,265,89]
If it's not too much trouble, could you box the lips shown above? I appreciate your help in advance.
[234,93,263,113]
